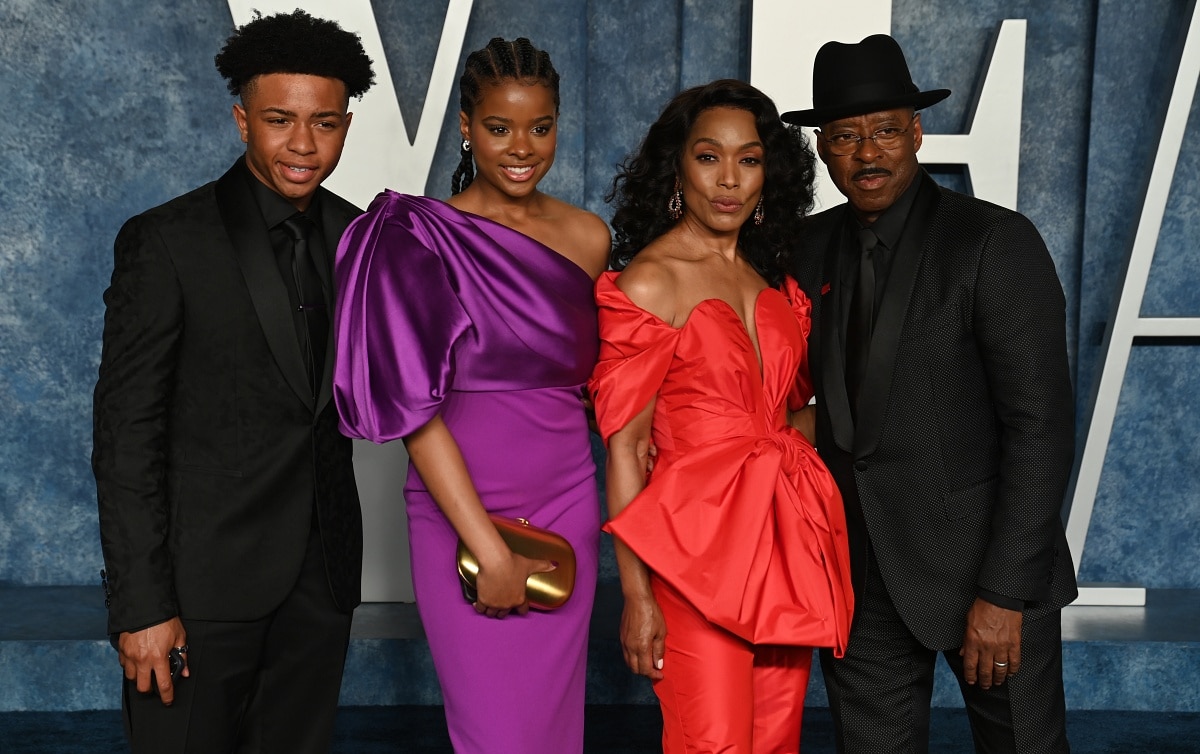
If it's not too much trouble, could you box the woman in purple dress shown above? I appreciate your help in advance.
[333,38,609,753]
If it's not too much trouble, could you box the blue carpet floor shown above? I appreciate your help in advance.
[1,706,1198,753]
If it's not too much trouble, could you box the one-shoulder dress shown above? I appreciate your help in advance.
[334,192,600,754]
[589,271,854,749]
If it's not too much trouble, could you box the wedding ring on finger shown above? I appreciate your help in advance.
[994,661,1008,667]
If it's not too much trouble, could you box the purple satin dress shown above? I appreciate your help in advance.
[334,192,599,753]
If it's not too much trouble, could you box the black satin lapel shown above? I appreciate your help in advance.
[215,162,313,410]
[854,172,942,456]
[311,190,360,414]
[820,216,856,452]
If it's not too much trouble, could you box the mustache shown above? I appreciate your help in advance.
[852,167,892,180]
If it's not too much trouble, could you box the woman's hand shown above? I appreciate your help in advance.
[604,395,664,678]
[405,416,552,619]
[473,551,556,618]
[620,593,667,680]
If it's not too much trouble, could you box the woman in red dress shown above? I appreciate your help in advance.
[590,80,854,753]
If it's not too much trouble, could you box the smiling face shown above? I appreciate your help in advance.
[816,107,922,224]
[677,106,765,237]
[459,79,557,200]
[233,72,352,212]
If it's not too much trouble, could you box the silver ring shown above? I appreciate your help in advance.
[173,645,189,653]
[993,661,1008,667]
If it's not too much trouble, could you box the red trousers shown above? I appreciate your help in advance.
[651,577,813,753]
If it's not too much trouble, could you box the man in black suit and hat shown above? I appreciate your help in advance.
[783,35,1077,752]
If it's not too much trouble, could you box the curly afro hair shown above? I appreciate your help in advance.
[214,9,375,99]
[607,79,817,287]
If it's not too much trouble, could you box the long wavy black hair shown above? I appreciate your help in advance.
[607,79,817,286]
[451,37,561,195]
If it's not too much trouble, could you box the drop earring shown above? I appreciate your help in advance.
[668,181,683,220]
[753,196,764,226]
[461,139,471,152]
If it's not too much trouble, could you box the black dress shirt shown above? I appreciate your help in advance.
[844,174,1025,613]
[244,168,332,356]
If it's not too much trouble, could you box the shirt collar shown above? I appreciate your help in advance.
[858,169,923,248]
[240,159,323,230]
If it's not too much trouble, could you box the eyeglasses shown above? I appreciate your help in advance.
[819,121,913,156]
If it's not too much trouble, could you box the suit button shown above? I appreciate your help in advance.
[854,461,868,471]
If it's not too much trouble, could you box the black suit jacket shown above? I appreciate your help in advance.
[94,159,363,635]
[792,171,1078,650]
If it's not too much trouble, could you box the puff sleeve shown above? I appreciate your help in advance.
[587,272,680,443]
[333,193,473,443]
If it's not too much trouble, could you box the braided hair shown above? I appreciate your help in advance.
[451,37,561,195]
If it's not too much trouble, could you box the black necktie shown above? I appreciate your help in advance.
[282,214,327,395]
[845,228,878,420]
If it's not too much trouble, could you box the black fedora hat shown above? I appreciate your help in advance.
[781,34,950,126]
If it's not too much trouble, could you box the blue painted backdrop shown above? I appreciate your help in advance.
[0,0,1196,590]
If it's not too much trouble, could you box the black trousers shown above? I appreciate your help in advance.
[123,524,353,754]
[820,555,1070,754]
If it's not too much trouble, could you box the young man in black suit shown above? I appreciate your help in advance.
[784,35,1077,753]
[93,11,374,752]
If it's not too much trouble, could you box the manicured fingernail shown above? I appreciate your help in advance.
[655,659,664,670]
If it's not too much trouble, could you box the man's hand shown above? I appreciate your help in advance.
[960,598,1022,690]
[789,405,817,444]
[580,386,600,435]
[117,617,189,705]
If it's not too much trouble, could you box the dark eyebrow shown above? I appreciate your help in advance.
[692,137,764,150]
[826,118,905,132]
[480,114,555,124]
[260,107,345,119]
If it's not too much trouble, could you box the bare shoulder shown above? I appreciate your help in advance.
[578,210,614,268]
[614,248,680,325]
[544,196,611,278]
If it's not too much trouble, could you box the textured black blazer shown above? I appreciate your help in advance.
[94,159,363,635]
[791,170,1078,650]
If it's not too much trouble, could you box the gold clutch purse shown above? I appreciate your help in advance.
[456,516,576,610]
